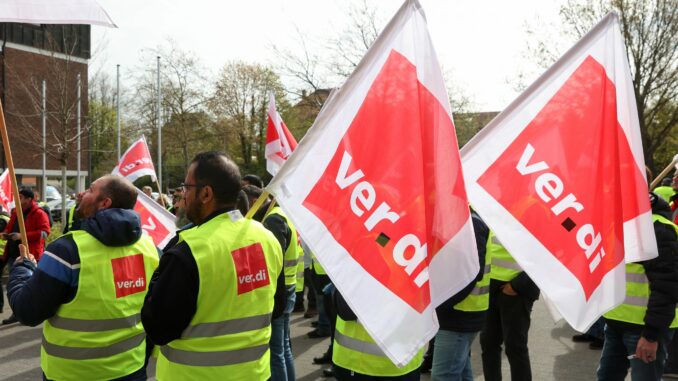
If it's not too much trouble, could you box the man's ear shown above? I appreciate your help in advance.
[201,185,214,204]
[99,197,113,210]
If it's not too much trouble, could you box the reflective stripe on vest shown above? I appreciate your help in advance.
[156,212,282,380]
[48,314,141,332]
[488,231,521,281]
[160,343,269,367]
[604,214,678,327]
[296,249,305,293]
[180,313,271,338]
[41,231,158,381]
[266,207,300,286]
[66,206,76,230]
[42,333,146,360]
[332,317,423,377]
[454,263,491,312]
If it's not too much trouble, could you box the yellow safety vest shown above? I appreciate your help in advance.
[604,214,678,327]
[41,231,159,381]
[454,257,492,312]
[66,206,76,231]
[296,245,305,293]
[265,206,300,287]
[332,317,423,376]
[311,253,326,275]
[156,211,283,381]
[654,186,676,203]
[487,230,521,282]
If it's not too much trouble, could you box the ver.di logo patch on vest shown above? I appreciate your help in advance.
[111,254,147,298]
[232,243,270,295]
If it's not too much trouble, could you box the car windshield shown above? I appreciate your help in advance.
[45,186,61,201]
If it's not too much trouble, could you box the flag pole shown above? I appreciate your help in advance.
[116,64,121,160]
[245,190,270,219]
[265,199,277,215]
[155,179,166,208]
[0,100,29,252]
[649,157,678,190]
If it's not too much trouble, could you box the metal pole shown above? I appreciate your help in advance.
[76,73,81,193]
[41,80,46,200]
[116,64,121,159]
[156,56,162,192]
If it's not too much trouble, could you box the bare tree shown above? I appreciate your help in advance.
[273,0,474,151]
[523,0,678,172]
[130,40,213,188]
[326,0,382,79]
[5,25,89,221]
[211,62,286,176]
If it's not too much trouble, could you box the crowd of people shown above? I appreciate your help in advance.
[0,153,676,380]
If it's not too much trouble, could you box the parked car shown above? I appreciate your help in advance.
[50,199,76,223]
[44,185,62,202]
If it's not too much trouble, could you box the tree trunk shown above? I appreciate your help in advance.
[61,164,68,224]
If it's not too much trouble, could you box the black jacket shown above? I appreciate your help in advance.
[435,212,490,332]
[606,195,678,341]
[141,209,286,346]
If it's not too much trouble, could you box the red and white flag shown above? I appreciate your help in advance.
[265,94,298,176]
[461,13,655,331]
[0,0,116,27]
[267,0,478,365]
[112,136,158,183]
[134,188,176,249]
[0,169,14,212]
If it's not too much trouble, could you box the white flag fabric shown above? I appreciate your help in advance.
[461,12,655,331]
[265,94,298,176]
[112,136,158,183]
[134,189,176,249]
[0,169,14,212]
[267,0,478,365]
[0,0,116,27]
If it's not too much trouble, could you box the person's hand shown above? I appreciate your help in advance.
[8,233,20,241]
[14,244,36,266]
[501,283,518,296]
[635,336,658,363]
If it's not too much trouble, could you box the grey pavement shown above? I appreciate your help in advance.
[0,286,629,381]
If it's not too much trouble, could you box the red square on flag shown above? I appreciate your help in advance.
[232,243,270,295]
[135,201,170,246]
[477,56,649,299]
[111,254,147,298]
[303,50,468,312]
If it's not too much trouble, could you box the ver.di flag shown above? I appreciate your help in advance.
[267,0,478,365]
[112,136,158,183]
[461,13,655,331]
[134,188,176,249]
[265,94,298,176]
[0,0,116,27]
[0,169,14,212]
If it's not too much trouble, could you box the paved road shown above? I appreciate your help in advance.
[0,288,618,381]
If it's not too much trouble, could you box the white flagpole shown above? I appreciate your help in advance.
[116,64,121,160]
[156,56,162,193]
[41,79,46,200]
[76,73,82,193]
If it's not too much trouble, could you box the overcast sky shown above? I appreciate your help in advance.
[92,0,567,111]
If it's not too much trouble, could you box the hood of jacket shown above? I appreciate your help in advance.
[82,208,142,247]
[651,192,673,220]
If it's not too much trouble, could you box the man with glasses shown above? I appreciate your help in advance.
[142,151,285,380]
